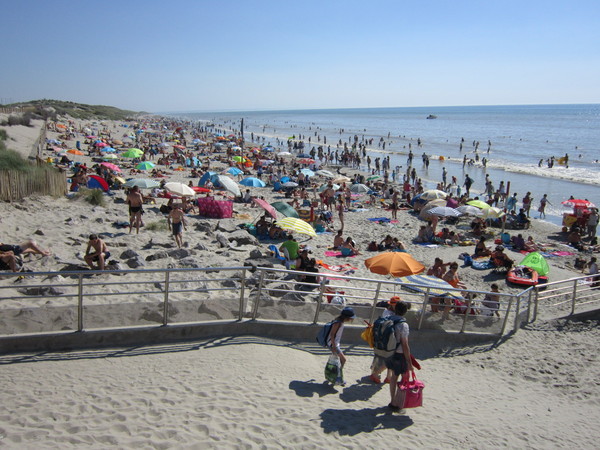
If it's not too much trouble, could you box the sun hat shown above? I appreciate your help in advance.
[341,307,356,319]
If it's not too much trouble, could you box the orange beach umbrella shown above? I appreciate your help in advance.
[364,252,425,277]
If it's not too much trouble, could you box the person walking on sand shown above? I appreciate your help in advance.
[336,196,345,232]
[84,234,110,270]
[168,204,187,248]
[537,194,551,219]
[385,301,413,412]
[328,307,356,384]
[126,185,144,234]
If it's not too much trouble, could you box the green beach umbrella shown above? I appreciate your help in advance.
[270,201,300,218]
[367,175,380,181]
[122,148,143,158]
[520,252,550,277]
[466,199,491,209]
[136,161,155,170]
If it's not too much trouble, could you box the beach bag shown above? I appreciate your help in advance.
[324,354,343,384]
[397,372,425,408]
[316,320,337,347]
[360,323,374,348]
[372,316,405,352]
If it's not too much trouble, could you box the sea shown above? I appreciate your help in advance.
[178,104,600,228]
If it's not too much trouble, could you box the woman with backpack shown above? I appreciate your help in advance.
[385,301,414,411]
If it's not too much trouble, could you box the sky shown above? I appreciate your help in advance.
[1,0,599,113]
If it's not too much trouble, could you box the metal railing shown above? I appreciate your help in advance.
[0,266,597,338]
[530,275,600,320]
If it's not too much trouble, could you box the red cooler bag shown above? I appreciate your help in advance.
[399,371,425,408]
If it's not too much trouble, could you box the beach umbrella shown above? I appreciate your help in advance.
[216,175,241,196]
[283,181,299,188]
[102,146,116,153]
[318,183,340,192]
[164,182,196,197]
[271,201,300,218]
[481,206,505,219]
[252,198,277,219]
[277,152,293,157]
[102,154,118,160]
[122,148,143,158]
[420,189,448,201]
[124,178,160,189]
[112,139,123,146]
[87,175,109,192]
[95,142,108,148]
[100,162,121,173]
[113,176,126,185]
[367,175,380,181]
[173,144,186,150]
[456,205,483,216]
[427,206,461,217]
[225,167,243,175]
[350,183,370,193]
[467,199,491,209]
[232,156,246,163]
[297,158,315,165]
[316,169,335,178]
[364,252,425,278]
[300,168,315,177]
[561,199,596,209]
[275,217,317,238]
[520,252,550,277]
[67,149,84,155]
[240,177,266,187]
[397,274,463,299]
[333,176,351,184]
[136,161,155,170]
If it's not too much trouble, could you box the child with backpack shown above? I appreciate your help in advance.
[317,307,356,385]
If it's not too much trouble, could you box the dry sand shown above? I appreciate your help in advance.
[0,115,598,448]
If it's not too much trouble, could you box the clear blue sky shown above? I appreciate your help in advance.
[1,0,599,113]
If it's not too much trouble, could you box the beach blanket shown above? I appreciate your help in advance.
[317,261,358,272]
[367,217,399,223]
[472,259,494,270]
[324,250,357,258]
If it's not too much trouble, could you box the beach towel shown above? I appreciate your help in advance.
[472,259,494,270]
[317,261,358,272]
[324,250,357,258]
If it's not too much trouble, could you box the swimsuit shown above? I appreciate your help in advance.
[129,206,142,214]
[172,222,183,235]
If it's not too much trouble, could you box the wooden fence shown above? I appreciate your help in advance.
[0,169,67,201]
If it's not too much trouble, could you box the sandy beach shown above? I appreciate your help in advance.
[0,112,598,447]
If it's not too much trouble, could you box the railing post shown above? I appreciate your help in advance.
[533,287,539,322]
[571,279,578,315]
[312,277,327,324]
[77,273,84,332]
[368,281,383,325]
[460,293,472,333]
[162,271,170,326]
[417,288,430,331]
[238,268,247,321]
[513,295,521,332]
[526,290,533,323]
[500,297,513,335]
[252,269,266,320]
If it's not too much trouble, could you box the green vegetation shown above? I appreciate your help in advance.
[145,220,169,232]
[1,99,142,121]
[75,187,106,207]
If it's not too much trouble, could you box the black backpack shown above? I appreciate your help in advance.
[372,316,405,352]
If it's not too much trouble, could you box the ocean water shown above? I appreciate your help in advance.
[182,104,600,228]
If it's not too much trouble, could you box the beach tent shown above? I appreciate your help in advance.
[520,252,550,277]
[198,171,217,187]
[87,175,110,192]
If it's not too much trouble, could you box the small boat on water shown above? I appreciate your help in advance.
[426,115,437,119]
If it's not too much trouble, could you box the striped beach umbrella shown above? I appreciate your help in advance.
[275,217,317,237]
[396,274,463,299]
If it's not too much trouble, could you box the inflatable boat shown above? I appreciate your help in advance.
[507,265,539,286]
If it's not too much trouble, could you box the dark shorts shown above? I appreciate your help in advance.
[172,222,183,235]
[0,244,22,256]
[385,352,408,376]
[92,251,110,261]
[129,206,142,214]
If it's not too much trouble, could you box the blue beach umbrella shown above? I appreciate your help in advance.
[300,168,315,177]
[226,167,243,175]
[240,177,266,187]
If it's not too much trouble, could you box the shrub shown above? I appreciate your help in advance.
[0,148,31,171]
[6,114,31,127]
[145,220,169,232]
[75,187,106,207]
